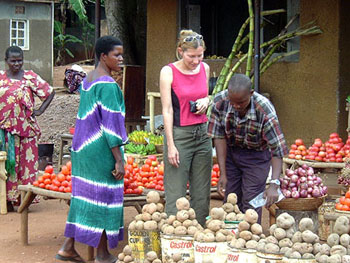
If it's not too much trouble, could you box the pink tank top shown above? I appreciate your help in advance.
[169,62,208,127]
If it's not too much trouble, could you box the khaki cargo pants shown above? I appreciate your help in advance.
[164,123,212,226]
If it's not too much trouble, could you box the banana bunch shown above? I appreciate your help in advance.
[148,134,163,145]
[128,130,150,144]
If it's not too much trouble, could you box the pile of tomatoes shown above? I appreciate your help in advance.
[124,155,164,195]
[335,190,350,211]
[288,133,350,163]
[33,162,72,193]
[211,164,220,187]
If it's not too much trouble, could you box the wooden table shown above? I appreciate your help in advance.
[58,134,73,168]
[17,185,148,260]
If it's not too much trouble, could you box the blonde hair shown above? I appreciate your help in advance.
[176,29,206,60]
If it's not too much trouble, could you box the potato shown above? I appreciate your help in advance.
[146,203,158,215]
[158,219,166,231]
[239,230,252,241]
[141,212,152,222]
[164,225,175,235]
[135,221,144,230]
[280,247,292,256]
[265,243,280,254]
[176,197,190,211]
[236,213,245,221]
[232,238,246,249]
[266,235,278,245]
[215,232,227,242]
[320,243,330,256]
[246,240,258,249]
[144,221,158,231]
[330,245,347,256]
[123,255,133,263]
[218,229,230,236]
[276,212,295,229]
[174,226,187,236]
[333,216,350,235]
[291,231,302,243]
[269,224,278,236]
[273,228,286,240]
[300,243,314,255]
[181,219,191,228]
[289,251,301,259]
[192,219,199,226]
[204,232,215,242]
[207,220,224,232]
[251,234,260,242]
[188,208,196,220]
[227,235,233,242]
[153,260,162,263]
[210,207,225,221]
[156,203,164,212]
[204,229,214,234]
[313,243,322,255]
[238,221,250,232]
[327,254,342,263]
[299,218,314,232]
[128,220,136,231]
[251,223,263,235]
[302,253,315,259]
[123,245,132,256]
[222,203,234,213]
[318,255,329,263]
[187,226,197,236]
[285,227,295,239]
[284,247,293,258]
[302,230,318,243]
[227,193,238,205]
[118,252,125,261]
[176,210,189,222]
[257,242,266,252]
[161,224,169,232]
[167,215,176,225]
[225,212,237,221]
[146,251,158,261]
[173,220,182,228]
[327,233,340,247]
[146,191,160,204]
[195,232,206,242]
[279,238,292,248]
[260,233,266,239]
[292,242,302,253]
[244,209,258,224]
[172,253,182,262]
[340,233,350,247]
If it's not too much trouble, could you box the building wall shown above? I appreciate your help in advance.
[0,1,53,84]
[260,0,341,145]
[145,0,178,115]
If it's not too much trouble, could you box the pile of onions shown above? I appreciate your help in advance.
[280,164,328,199]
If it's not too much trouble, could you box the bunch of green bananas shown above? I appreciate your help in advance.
[148,134,164,145]
[128,130,150,144]
[125,142,157,156]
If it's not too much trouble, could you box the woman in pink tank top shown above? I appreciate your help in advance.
[160,29,213,226]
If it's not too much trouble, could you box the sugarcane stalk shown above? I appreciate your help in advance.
[223,54,248,90]
[213,9,286,96]
[259,42,282,73]
[245,0,254,77]
[261,50,299,74]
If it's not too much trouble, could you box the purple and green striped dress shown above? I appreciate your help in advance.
[64,76,128,248]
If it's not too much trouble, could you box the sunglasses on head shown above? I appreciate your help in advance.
[183,34,203,43]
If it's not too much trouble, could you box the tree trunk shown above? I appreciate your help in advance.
[104,0,146,66]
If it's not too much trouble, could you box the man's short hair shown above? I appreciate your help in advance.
[228,73,252,93]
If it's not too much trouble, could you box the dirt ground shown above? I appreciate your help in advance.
[0,68,271,262]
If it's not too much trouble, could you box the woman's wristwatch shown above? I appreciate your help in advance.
[269,179,281,186]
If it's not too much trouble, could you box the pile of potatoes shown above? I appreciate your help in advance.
[143,251,162,263]
[194,206,235,242]
[166,253,185,263]
[128,191,168,231]
[221,193,245,222]
[161,197,204,236]
[229,209,266,249]
[315,216,350,263]
[117,245,135,263]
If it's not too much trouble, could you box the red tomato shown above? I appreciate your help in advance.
[45,184,51,190]
[127,156,134,165]
[124,178,130,187]
[340,196,346,205]
[288,153,296,159]
[45,165,54,174]
[43,173,51,180]
[61,180,69,187]
[145,159,152,166]
[346,191,350,199]
[344,198,350,207]
[52,179,61,187]
[155,185,162,191]
[64,187,71,193]
[295,139,304,146]
[57,173,66,182]
[335,203,343,210]
[158,180,163,186]
[329,132,339,139]
[52,185,59,192]
[318,151,326,158]
[290,144,298,150]
[211,171,217,178]
[342,204,350,211]
[66,175,71,182]
[44,179,51,185]
[125,189,133,194]
[66,161,72,171]
[212,164,220,172]
[147,155,157,161]
[39,183,45,188]
[50,174,56,180]
[158,166,164,175]
[313,140,323,148]
[61,165,70,176]
[151,161,159,167]
[58,186,65,192]
[148,183,156,189]
[142,164,150,172]
[33,181,39,187]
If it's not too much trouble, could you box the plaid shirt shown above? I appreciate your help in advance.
[208,90,288,157]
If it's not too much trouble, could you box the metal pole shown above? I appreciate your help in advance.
[95,0,101,66]
[254,0,261,93]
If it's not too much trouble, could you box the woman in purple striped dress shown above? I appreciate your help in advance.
[55,36,127,263]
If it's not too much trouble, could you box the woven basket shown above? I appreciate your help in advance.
[275,195,326,211]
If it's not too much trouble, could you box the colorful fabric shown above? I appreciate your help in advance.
[208,90,288,157]
[0,129,15,177]
[0,70,53,202]
[169,63,208,127]
[0,70,53,138]
[64,76,128,249]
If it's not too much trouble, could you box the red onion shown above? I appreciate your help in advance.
[307,180,314,187]
[312,188,321,197]
[307,187,313,193]
[292,191,300,199]
[300,189,308,198]
[292,187,298,192]
[306,169,314,177]
[307,194,312,198]
[314,177,322,185]
[307,176,313,181]
[301,164,309,170]
[300,183,308,190]
[291,175,299,183]
[298,168,306,177]
[289,182,296,188]
[283,189,292,198]
[322,186,328,194]
[299,176,307,183]
[286,169,295,177]
[283,175,290,181]
[308,167,314,174]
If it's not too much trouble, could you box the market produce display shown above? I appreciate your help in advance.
[338,158,350,187]
[116,245,136,263]
[32,162,72,193]
[288,133,350,162]
[335,189,350,211]
[222,193,244,221]
[211,164,220,187]
[281,163,328,199]
[125,130,163,155]
[124,155,164,195]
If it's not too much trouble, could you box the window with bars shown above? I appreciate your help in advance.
[10,19,29,50]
